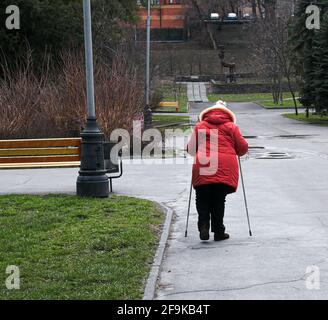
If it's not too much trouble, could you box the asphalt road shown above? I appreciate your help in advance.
[1,102,327,299]
[156,102,328,300]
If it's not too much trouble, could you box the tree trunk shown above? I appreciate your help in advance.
[286,73,298,115]
[257,0,265,19]
[191,0,217,50]
[207,25,218,50]
[251,0,257,19]
[265,0,276,21]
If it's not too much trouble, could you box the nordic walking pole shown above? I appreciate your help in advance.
[238,156,253,237]
[185,118,198,238]
[185,176,193,237]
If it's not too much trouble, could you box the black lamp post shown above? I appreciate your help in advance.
[144,0,153,128]
[76,0,109,198]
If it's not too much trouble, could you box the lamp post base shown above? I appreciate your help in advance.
[76,117,109,198]
[77,175,109,198]
[144,105,153,129]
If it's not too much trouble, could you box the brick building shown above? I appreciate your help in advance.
[137,0,188,41]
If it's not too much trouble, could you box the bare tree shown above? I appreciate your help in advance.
[251,9,298,113]
[187,0,219,49]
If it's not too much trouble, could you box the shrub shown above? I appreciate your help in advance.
[0,49,144,140]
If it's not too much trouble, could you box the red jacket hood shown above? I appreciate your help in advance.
[199,105,236,124]
[202,110,233,125]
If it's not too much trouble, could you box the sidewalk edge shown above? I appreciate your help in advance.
[143,202,174,300]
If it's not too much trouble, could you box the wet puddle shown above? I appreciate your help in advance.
[244,134,319,140]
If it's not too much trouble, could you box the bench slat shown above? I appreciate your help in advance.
[157,101,180,112]
[0,155,80,164]
[158,102,179,107]
[0,161,81,170]
[0,138,81,149]
[0,147,80,157]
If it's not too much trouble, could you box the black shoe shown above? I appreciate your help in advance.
[199,226,210,241]
[214,233,230,241]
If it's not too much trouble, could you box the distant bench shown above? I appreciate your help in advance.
[0,138,122,192]
[157,101,179,113]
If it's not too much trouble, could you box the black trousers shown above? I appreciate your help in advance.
[195,184,233,234]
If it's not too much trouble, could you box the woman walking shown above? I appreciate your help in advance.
[187,101,248,241]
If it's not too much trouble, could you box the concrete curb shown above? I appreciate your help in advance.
[143,203,174,300]
[254,101,305,110]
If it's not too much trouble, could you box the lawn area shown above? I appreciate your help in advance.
[0,195,164,300]
[208,92,276,103]
[208,92,302,109]
[259,99,302,109]
[155,83,188,113]
[153,115,190,128]
[284,113,328,126]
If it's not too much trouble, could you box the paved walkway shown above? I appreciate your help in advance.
[156,103,328,300]
[187,83,209,103]
[1,103,328,299]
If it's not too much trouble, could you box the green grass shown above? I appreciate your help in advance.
[153,115,190,128]
[284,113,328,126]
[0,195,164,300]
[208,92,301,109]
[259,99,302,109]
[208,92,276,103]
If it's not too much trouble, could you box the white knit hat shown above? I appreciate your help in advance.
[199,101,236,123]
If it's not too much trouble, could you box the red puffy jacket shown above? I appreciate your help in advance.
[187,106,248,193]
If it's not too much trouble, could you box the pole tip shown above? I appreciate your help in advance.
[185,231,188,238]
[249,231,253,237]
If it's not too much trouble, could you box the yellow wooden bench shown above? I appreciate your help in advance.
[0,138,81,169]
[157,101,179,112]
[0,138,123,192]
